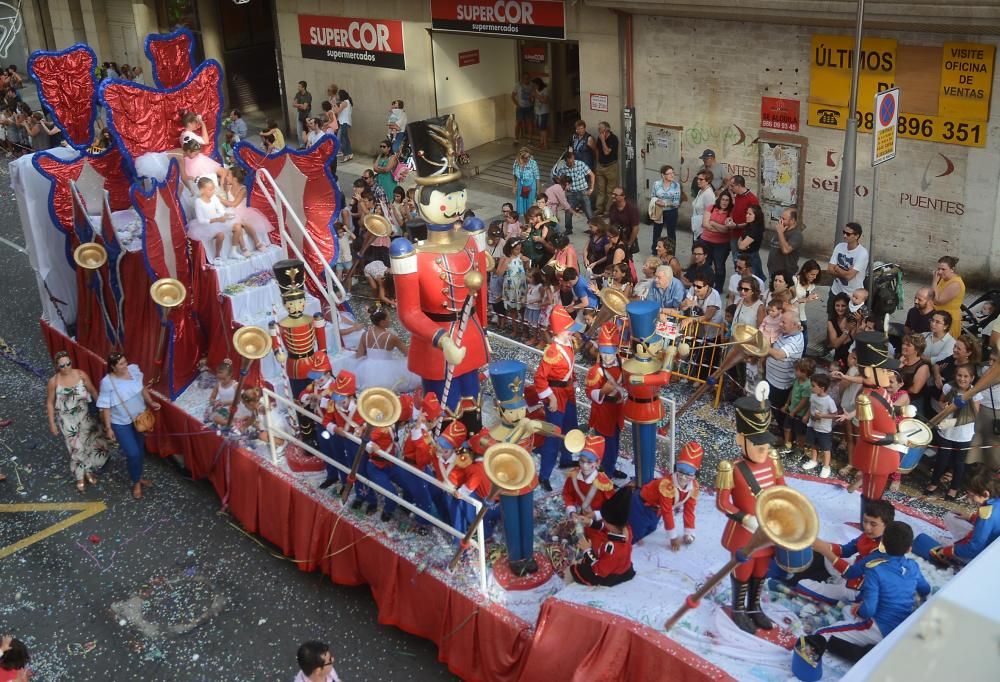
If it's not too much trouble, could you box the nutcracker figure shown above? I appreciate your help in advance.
[534,304,583,490]
[716,385,786,633]
[390,116,489,421]
[271,259,331,436]
[623,300,672,487]
[852,331,906,521]
[585,323,627,477]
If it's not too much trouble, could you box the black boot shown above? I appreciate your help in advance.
[747,577,775,630]
[729,575,757,633]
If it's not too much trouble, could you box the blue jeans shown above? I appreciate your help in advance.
[111,422,145,484]
[338,123,352,156]
[705,240,730,292]
[565,190,593,233]
[361,461,396,513]
[500,491,534,561]
[539,400,579,481]
[746,251,765,281]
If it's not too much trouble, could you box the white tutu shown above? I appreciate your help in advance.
[135,151,171,182]
[338,310,363,351]
[231,205,273,242]
[187,195,237,243]
[355,348,421,393]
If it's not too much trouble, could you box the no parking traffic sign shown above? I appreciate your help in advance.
[873,88,899,166]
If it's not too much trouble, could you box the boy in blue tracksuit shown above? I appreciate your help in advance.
[929,469,1000,566]
[814,521,930,655]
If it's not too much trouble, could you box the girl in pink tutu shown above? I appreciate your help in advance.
[188,177,262,264]
[180,139,229,191]
[220,167,273,251]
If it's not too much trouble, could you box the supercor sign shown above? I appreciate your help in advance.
[430,0,566,40]
[298,15,406,70]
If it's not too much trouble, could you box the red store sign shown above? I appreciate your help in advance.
[459,49,480,67]
[431,0,566,40]
[298,14,406,70]
[760,97,801,132]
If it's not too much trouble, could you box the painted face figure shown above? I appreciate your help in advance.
[418,185,467,225]
[578,456,597,476]
[283,297,305,319]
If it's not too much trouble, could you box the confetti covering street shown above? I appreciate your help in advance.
[0,157,456,682]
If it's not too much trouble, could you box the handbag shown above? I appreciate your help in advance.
[520,185,532,199]
[391,159,410,183]
[110,374,155,433]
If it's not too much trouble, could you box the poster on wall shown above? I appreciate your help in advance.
[297,14,406,70]
[430,0,566,39]
[760,97,800,131]
[758,141,801,223]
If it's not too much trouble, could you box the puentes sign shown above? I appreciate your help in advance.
[430,0,566,40]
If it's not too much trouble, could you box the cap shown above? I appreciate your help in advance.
[626,300,659,344]
[550,304,584,335]
[699,149,716,159]
[579,434,605,462]
[489,360,528,410]
[735,393,776,445]
[855,331,900,370]
[273,259,306,301]
[676,441,704,474]
[406,115,462,185]
[333,370,357,396]
[421,392,443,421]
[437,420,468,451]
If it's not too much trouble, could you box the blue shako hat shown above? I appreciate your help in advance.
[626,300,659,344]
[489,360,528,410]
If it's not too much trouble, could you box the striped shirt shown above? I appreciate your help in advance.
[765,331,804,390]
[554,159,593,192]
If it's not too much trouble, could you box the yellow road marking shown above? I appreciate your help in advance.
[0,501,107,559]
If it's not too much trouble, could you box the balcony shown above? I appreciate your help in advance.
[582,0,1000,34]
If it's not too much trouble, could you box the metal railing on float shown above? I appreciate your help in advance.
[259,386,490,595]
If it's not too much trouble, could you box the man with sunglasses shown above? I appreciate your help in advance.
[765,207,803,280]
[608,185,640,256]
[727,254,765,305]
[827,221,869,316]
[680,244,714,290]
[361,168,388,207]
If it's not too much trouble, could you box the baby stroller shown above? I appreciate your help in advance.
[869,262,904,324]
[961,289,1000,345]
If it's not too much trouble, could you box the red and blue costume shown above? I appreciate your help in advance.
[623,300,672,486]
[629,442,703,544]
[534,305,582,484]
[585,323,626,474]
[320,371,363,487]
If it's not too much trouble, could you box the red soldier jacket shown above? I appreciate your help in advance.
[562,469,615,514]
[716,453,786,553]
[272,318,331,380]
[585,364,626,435]
[853,387,901,476]
[639,475,700,539]
[831,533,881,589]
[392,245,489,381]
[321,397,364,434]
[403,426,437,470]
[534,340,576,412]
[580,519,633,579]
[459,459,494,500]
[433,450,468,488]
[623,369,671,424]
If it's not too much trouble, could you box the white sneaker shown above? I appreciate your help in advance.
[211,257,225,267]
[229,248,246,261]
[819,466,831,479]
[801,460,818,471]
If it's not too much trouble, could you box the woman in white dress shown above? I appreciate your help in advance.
[353,305,420,393]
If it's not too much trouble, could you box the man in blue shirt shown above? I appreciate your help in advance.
[563,268,596,314]
[645,266,686,310]
[813,521,930,659]
[228,109,248,142]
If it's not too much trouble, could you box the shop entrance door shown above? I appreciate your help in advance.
[216,0,279,113]
[641,124,683,220]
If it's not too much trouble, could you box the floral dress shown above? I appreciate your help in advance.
[502,257,527,311]
[55,379,109,480]
[512,158,540,216]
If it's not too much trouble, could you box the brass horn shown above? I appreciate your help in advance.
[223,325,273,430]
[149,278,187,309]
[693,323,770,357]
[357,387,402,427]
[73,242,108,270]
[483,442,535,491]
[362,213,393,238]
[450,442,536,571]
[585,287,630,337]
[233,325,271,360]
[664,486,818,631]
[340,387,403,503]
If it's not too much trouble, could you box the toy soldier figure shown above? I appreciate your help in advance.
[585,323,627,478]
[623,300,672,486]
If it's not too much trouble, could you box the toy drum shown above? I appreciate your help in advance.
[897,419,933,473]
[912,532,941,562]
[775,546,814,574]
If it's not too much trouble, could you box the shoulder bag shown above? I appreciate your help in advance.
[110,374,155,433]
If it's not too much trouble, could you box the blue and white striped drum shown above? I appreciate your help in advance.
[897,418,933,473]
[775,546,814,574]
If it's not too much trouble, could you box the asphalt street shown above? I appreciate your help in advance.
[0,158,456,681]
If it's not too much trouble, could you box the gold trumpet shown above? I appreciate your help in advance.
[693,323,770,357]
[532,424,587,452]
[73,242,108,270]
[664,485,818,631]
[341,388,403,503]
[585,287,629,337]
[450,442,535,571]
[149,278,187,309]
[223,325,271,429]
[675,325,771,419]
[362,213,393,238]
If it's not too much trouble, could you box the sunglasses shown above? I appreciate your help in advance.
[57,361,71,368]
[738,287,751,292]
[611,192,624,197]
[843,231,856,236]
[695,284,708,289]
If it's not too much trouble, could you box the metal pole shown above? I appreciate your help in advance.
[868,164,878,303]
[834,0,867,247]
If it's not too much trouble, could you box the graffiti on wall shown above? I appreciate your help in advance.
[0,2,23,60]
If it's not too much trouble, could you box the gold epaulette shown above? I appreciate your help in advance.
[455,452,472,469]
[595,473,614,492]
[716,461,734,490]
[865,557,888,568]
[658,478,676,498]
[543,345,560,364]
[585,366,602,387]
[856,393,873,421]
[979,505,993,520]
[770,449,784,478]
